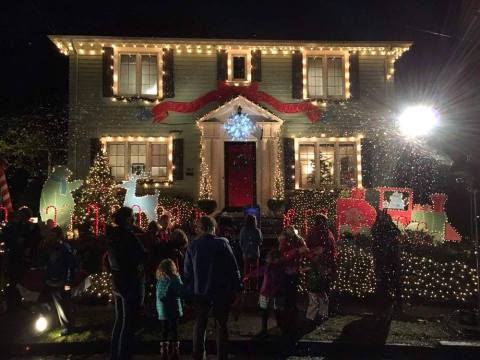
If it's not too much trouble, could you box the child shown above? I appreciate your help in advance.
[254,249,286,337]
[156,258,183,360]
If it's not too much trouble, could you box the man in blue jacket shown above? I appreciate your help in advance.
[184,216,242,360]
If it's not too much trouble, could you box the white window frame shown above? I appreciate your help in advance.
[113,48,163,98]
[102,137,173,181]
[227,50,252,83]
[294,137,362,188]
[303,51,349,100]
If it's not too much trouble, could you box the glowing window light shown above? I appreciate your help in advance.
[398,105,438,138]
[224,107,256,141]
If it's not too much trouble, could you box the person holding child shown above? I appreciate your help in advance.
[156,258,184,360]
[304,214,337,324]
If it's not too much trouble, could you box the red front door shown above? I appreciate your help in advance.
[225,142,256,209]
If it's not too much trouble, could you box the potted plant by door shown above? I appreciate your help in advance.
[197,199,217,215]
[267,198,286,217]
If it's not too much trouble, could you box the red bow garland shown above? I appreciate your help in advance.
[152,81,322,123]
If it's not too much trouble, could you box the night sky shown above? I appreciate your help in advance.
[1,0,479,232]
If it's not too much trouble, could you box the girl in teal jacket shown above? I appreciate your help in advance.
[156,258,183,359]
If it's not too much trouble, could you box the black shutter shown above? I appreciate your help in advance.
[102,47,114,97]
[349,52,360,99]
[90,138,102,165]
[172,138,184,180]
[291,51,303,99]
[163,48,175,98]
[251,50,262,82]
[217,50,228,81]
[283,138,295,190]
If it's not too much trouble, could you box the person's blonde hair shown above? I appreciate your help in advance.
[156,258,178,279]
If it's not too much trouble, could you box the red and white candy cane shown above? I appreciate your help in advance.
[0,205,8,223]
[304,208,313,235]
[45,205,58,227]
[283,208,295,228]
[170,207,180,225]
[86,203,100,237]
[131,204,143,228]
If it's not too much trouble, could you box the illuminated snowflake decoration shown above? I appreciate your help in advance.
[224,108,256,141]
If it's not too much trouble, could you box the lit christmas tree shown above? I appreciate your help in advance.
[272,139,285,200]
[73,152,120,230]
[198,131,213,200]
[318,152,333,185]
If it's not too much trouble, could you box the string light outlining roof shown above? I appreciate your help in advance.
[48,35,411,59]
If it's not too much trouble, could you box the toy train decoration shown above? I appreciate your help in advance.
[336,187,461,243]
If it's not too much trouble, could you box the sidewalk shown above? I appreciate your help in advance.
[1,296,479,359]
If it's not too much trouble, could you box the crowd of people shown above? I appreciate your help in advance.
[1,204,402,360]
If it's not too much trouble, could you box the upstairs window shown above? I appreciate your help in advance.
[118,53,159,96]
[306,55,345,98]
[228,51,251,82]
[232,55,246,80]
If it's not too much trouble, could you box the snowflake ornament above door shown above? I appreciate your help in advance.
[224,106,257,141]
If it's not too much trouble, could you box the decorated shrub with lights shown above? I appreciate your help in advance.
[288,189,341,235]
[333,234,479,304]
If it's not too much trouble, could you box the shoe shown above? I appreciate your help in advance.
[169,341,180,360]
[160,341,169,360]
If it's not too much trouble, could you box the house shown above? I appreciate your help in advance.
[48,36,411,214]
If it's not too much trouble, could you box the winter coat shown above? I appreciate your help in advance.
[184,233,242,301]
[239,227,263,259]
[260,263,286,298]
[306,226,337,282]
[45,241,77,287]
[106,225,147,294]
[279,237,305,275]
[156,274,183,320]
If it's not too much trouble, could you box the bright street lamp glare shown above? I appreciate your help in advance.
[398,105,438,138]
[35,315,48,332]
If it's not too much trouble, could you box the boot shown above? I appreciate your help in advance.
[160,341,169,360]
[169,341,180,360]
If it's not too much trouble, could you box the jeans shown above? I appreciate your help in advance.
[111,290,140,360]
[161,319,178,341]
[193,297,231,360]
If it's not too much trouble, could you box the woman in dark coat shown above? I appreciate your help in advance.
[371,210,401,313]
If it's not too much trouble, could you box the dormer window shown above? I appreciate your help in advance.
[117,53,160,97]
[228,51,251,82]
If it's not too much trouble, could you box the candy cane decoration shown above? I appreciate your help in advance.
[0,205,8,223]
[45,205,58,227]
[86,203,100,237]
[170,207,180,225]
[304,208,313,235]
[0,161,13,212]
[283,208,295,228]
[131,204,142,228]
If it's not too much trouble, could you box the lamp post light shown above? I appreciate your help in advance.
[398,105,439,138]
